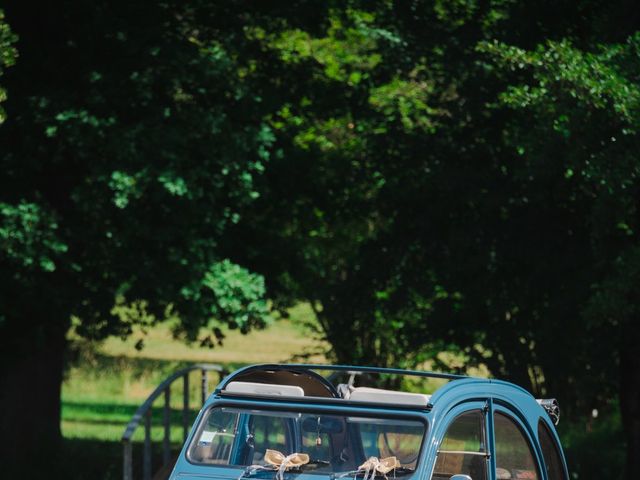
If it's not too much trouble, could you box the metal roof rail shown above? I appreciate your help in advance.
[216,363,467,393]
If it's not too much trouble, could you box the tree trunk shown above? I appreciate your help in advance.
[0,319,67,476]
[620,321,640,477]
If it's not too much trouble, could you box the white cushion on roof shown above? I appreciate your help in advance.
[348,387,431,407]
[226,381,305,397]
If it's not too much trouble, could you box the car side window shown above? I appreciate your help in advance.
[432,410,488,480]
[538,420,566,480]
[494,412,539,480]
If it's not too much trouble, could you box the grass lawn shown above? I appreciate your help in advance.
[99,304,324,364]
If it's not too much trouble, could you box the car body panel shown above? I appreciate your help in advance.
[169,365,569,480]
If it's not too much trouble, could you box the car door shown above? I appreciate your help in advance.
[430,401,490,480]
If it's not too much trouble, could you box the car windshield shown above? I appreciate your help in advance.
[189,407,426,477]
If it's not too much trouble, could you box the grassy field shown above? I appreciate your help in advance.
[98,304,324,364]
[60,304,327,478]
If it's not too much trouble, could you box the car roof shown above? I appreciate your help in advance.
[215,363,465,405]
[204,362,562,468]
[211,364,549,421]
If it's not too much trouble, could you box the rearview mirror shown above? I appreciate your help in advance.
[301,416,344,434]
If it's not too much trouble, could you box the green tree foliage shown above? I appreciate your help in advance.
[0,9,17,123]
[479,34,640,476]
[232,7,456,370]
[232,0,570,370]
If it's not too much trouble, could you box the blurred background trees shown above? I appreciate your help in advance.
[1,0,639,477]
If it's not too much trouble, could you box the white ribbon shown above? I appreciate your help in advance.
[237,449,310,480]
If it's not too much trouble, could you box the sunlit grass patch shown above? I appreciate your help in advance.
[62,307,327,456]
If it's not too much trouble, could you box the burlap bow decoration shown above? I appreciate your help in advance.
[237,449,309,480]
[265,449,310,469]
[356,456,401,480]
[265,449,310,480]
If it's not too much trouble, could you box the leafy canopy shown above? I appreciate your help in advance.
[0,1,282,348]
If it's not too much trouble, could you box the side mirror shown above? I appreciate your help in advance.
[450,476,472,480]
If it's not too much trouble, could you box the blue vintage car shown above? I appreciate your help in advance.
[168,364,568,480]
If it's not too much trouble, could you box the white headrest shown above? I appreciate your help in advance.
[348,387,431,407]
[225,381,305,397]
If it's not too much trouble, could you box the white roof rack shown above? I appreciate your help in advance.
[347,387,431,407]
[226,381,305,397]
